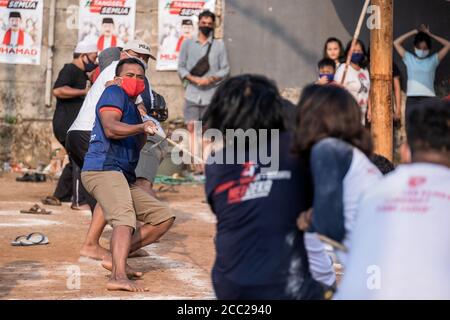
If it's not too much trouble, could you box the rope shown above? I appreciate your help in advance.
[153,175,205,186]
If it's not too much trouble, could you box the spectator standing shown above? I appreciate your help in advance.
[178,10,230,170]
[394,24,450,126]
[335,40,371,125]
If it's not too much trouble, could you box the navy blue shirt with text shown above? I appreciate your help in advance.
[205,133,323,299]
[82,85,144,183]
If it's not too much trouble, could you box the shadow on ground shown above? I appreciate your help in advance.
[0,260,43,299]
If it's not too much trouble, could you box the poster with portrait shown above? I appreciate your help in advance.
[157,0,216,71]
[78,0,136,52]
[0,0,43,65]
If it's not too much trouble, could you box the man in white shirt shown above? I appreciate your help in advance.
[337,99,450,300]
[97,17,123,51]
[160,24,179,56]
[66,40,166,261]
[2,12,33,47]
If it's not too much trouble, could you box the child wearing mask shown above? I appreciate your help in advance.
[316,58,336,85]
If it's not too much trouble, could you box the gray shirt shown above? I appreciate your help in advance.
[178,37,230,106]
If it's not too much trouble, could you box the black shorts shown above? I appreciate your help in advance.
[65,130,91,168]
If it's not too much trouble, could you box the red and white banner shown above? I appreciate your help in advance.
[78,0,136,52]
[157,0,216,71]
[0,0,43,65]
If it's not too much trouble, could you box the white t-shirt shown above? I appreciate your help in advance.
[102,36,113,50]
[160,34,179,55]
[335,64,370,122]
[68,61,159,133]
[339,147,383,264]
[99,35,124,51]
[69,61,119,132]
[3,29,33,47]
[336,163,450,300]
[307,138,382,278]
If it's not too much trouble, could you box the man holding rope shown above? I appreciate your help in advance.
[81,58,175,292]
[66,40,168,261]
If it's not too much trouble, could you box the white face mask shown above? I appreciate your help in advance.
[415,48,429,59]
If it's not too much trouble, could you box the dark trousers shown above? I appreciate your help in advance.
[66,130,97,211]
[52,130,89,206]
[405,96,441,130]
[53,159,73,202]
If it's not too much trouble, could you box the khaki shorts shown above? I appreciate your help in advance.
[81,171,175,230]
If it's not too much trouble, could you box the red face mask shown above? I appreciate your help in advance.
[120,77,145,97]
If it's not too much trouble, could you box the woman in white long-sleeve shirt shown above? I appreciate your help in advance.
[294,85,382,269]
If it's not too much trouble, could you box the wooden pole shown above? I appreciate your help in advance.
[370,0,394,160]
[341,0,371,85]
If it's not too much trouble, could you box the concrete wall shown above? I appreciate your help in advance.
[0,0,191,166]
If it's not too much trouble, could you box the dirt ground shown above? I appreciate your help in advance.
[0,172,216,300]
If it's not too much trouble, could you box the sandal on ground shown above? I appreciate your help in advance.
[20,204,52,215]
[41,196,61,206]
[157,185,178,193]
[11,232,50,246]
[70,203,91,211]
[16,173,46,182]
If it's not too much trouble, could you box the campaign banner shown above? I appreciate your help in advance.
[0,0,43,65]
[157,0,216,71]
[78,0,136,52]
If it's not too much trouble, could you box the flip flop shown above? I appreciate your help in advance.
[16,173,46,182]
[11,232,49,246]
[20,204,52,215]
[157,185,178,193]
[41,196,61,206]
[27,232,49,245]
[11,235,32,246]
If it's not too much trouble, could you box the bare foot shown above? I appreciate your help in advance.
[106,278,149,292]
[101,258,143,278]
[80,244,109,261]
[129,248,149,258]
[194,164,204,174]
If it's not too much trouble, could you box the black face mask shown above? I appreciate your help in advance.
[199,26,213,37]
[83,55,98,73]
